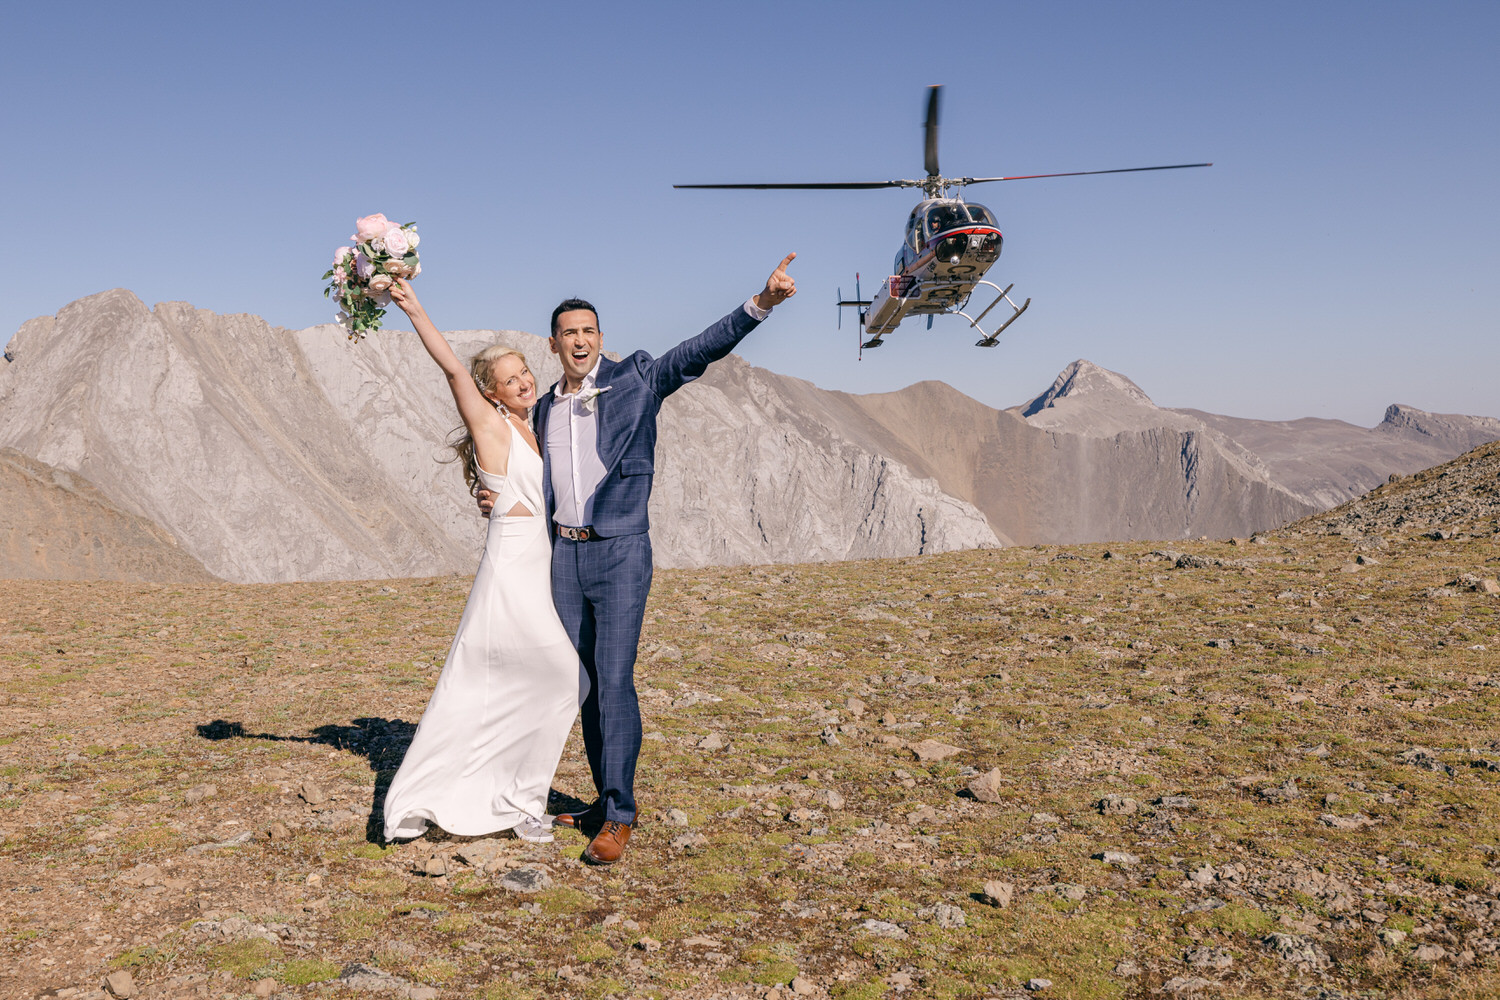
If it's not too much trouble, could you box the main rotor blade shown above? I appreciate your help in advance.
[674,181,917,190]
[924,85,941,178]
[961,162,1213,185]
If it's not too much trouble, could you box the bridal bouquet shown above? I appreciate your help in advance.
[323,214,421,341]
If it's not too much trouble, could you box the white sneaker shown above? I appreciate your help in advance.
[514,815,555,843]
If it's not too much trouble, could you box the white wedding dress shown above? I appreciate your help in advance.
[383,420,583,840]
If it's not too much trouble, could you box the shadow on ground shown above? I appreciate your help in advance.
[195,718,595,842]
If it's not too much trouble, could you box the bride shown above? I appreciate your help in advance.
[381,279,583,844]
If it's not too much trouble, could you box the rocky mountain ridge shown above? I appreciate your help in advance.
[2,293,1495,582]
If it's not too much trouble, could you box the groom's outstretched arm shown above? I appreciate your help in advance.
[645,253,796,399]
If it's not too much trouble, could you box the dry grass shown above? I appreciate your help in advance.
[1,508,1498,998]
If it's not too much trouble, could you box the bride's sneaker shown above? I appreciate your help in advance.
[514,815,555,843]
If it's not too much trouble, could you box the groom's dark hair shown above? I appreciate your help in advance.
[551,298,600,335]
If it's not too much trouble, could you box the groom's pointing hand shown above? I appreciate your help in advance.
[754,253,797,311]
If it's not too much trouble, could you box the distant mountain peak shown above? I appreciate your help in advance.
[1022,359,1154,417]
[1377,402,1500,451]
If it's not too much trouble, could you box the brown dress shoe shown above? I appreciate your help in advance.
[583,820,632,865]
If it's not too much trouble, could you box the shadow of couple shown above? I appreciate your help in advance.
[195,718,592,843]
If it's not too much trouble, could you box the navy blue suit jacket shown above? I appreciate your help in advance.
[536,305,762,538]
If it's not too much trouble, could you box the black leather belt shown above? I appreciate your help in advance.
[556,525,596,541]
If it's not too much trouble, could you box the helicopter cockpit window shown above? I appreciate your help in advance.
[925,204,971,238]
[966,205,997,227]
[906,214,921,251]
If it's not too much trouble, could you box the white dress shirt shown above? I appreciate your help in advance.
[548,358,608,528]
[547,298,769,529]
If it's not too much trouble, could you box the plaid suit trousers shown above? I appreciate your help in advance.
[550,532,652,824]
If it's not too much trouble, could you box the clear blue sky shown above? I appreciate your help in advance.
[4,1,1496,423]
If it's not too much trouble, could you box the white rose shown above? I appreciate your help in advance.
[367,273,394,294]
[385,259,413,279]
[405,228,420,249]
[383,226,410,257]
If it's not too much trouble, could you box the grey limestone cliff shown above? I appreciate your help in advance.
[0,291,995,581]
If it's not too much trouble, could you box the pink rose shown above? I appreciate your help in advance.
[383,226,410,257]
[367,273,394,294]
[353,213,390,242]
[333,246,353,268]
[385,259,413,279]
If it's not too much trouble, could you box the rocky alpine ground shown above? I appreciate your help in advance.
[2,443,1499,1000]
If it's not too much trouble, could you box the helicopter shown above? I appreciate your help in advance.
[676,86,1210,350]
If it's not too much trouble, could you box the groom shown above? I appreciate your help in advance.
[481,253,797,864]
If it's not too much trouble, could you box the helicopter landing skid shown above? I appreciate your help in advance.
[960,281,1030,347]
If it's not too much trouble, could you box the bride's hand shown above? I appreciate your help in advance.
[391,278,422,316]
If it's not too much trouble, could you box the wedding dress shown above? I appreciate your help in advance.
[382,419,583,841]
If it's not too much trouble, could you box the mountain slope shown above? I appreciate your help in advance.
[0,292,995,581]
[3,294,1496,581]
[0,448,214,582]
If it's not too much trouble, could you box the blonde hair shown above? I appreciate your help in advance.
[449,346,528,497]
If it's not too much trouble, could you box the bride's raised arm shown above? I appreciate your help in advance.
[390,279,509,473]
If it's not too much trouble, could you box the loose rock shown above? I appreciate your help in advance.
[1257,778,1301,803]
[1263,933,1330,970]
[966,767,1007,803]
[499,867,552,893]
[452,840,505,870]
[1097,794,1139,815]
[909,739,965,762]
[934,903,965,928]
[979,880,1013,908]
[1184,946,1233,970]
[1396,747,1456,776]
[670,831,708,851]
[183,783,218,805]
[858,919,908,939]
[1094,850,1140,865]
[103,970,137,998]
